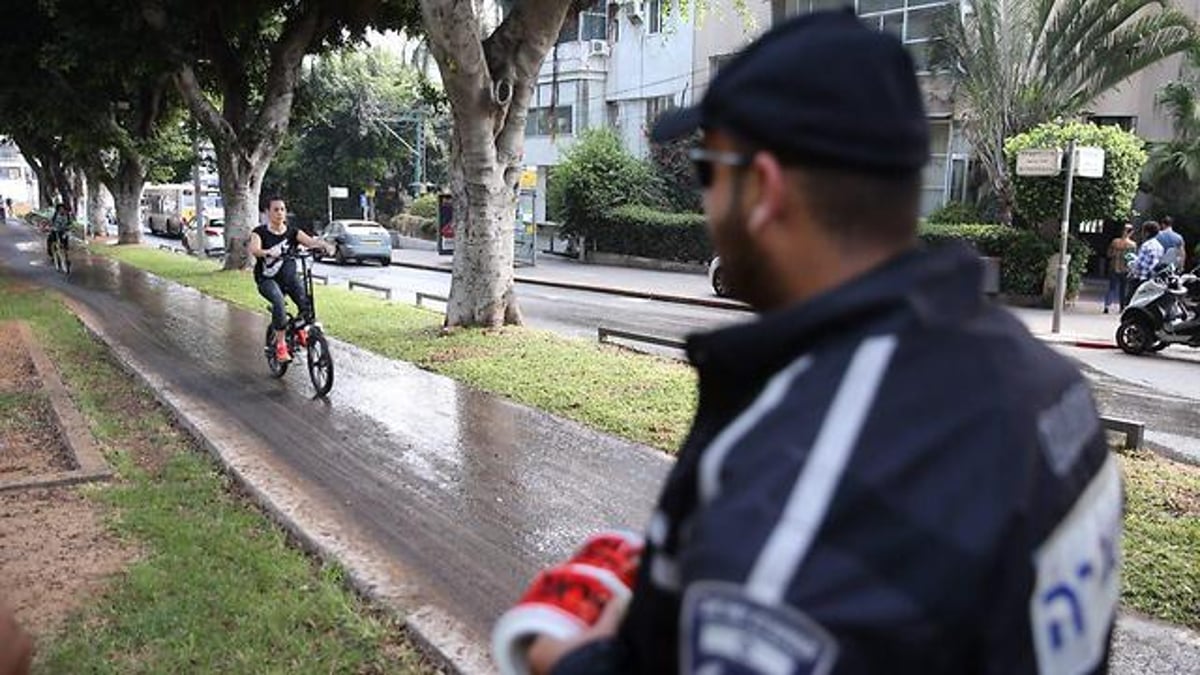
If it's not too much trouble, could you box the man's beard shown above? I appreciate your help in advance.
[711,195,777,311]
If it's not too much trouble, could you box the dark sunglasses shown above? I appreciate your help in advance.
[687,148,752,188]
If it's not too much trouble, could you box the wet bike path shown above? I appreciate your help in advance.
[0,222,667,670]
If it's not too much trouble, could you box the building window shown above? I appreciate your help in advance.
[607,102,620,130]
[559,0,606,43]
[581,1,607,40]
[785,0,854,14]
[710,53,737,74]
[526,106,574,136]
[646,95,676,127]
[921,119,952,214]
[1090,116,1137,133]
[780,0,954,72]
[649,0,664,34]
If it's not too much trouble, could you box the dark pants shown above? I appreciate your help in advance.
[1125,277,1147,308]
[257,267,310,332]
[46,231,67,256]
[1105,272,1129,310]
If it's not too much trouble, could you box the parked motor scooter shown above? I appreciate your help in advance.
[1116,252,1200,355]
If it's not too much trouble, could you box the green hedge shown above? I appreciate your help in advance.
[408,193,439,219]
[591,205,710,263]
[920,223,1091,298]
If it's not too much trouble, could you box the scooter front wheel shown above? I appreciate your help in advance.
[1116,318,1154,355]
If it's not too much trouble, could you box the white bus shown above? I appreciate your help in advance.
[142,183,223,238]
[0,149,37,215]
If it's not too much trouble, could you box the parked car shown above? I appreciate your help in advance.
[316,220,393,266]
[182,216,225,257]
[709,256,730,297]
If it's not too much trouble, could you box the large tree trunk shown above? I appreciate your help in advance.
[107,154,146,245]
[444,128,521,325]
[85,173,108,238]
[420,0,574,328]
[217,152,267,269]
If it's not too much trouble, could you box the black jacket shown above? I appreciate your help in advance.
[554,244,1119,675]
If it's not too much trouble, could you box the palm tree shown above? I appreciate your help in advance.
[1147,46,1200,186]
[941,0,1196,224]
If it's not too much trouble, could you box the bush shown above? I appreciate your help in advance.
[408,193,439,219]
[920,223,1092,298]
[648,135,702,214]
[1006,121,1147,227]
[387,213,436,240]
[548,129,661,238]
[926,201,984,225]
[590,205,710,263]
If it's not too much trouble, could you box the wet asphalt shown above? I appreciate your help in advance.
[0,222,668,644]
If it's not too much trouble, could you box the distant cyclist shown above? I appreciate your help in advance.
[248,195,332,363]
[46,204,71,259]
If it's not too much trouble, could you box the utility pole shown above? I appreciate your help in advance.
[193,116,206,255]
[368,109,427,196]
[1052,139,1078,335]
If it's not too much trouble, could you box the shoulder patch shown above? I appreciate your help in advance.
[682,582,838,675]
[1038,381,1101,476]
[1030,454,1122,675]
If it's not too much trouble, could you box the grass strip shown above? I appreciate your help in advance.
[0,276,430,673]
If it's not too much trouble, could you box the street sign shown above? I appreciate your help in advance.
[328,186,349,199]
[519,168,538,190]
[1074,147,1106,178]
[1017,149,1063,177]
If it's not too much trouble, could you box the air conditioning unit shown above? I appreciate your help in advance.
[588,40,611,57]
[626,1,645,24]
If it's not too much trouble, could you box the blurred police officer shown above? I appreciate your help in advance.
[525,10,1119,675]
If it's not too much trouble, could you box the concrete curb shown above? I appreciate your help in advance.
[390,259,753,312]
[1035,333,1118,350]
[60,293,495,675]
[0,321,113,494]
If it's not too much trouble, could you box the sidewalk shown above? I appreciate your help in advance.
[391,246,743,310]
[4,222,1197,673]
[394,245,1131,343]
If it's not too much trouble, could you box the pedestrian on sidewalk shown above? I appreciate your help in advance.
[1157,215,1186,269]
[1127,220,1164,306]
[520,10,1119,675]
[1105,222,1136,313]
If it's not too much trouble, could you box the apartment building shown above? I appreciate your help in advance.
[521,0,1197,221]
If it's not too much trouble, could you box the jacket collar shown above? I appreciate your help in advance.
[687,242,985,382]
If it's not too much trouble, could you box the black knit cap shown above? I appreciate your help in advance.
[651,9,930,175]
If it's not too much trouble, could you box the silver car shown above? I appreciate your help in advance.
[317,220,393,266]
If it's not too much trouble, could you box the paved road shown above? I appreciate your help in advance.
[143,233,750,350]
[3,222,668,649]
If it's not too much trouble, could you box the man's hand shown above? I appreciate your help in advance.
[0,604,32,675]
[526,594,627,675]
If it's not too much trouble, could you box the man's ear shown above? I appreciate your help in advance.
[745,152,786,237]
